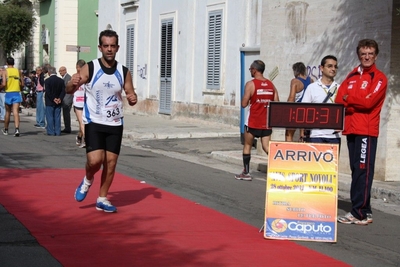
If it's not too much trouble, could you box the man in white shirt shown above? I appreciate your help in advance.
[300,55,341,147]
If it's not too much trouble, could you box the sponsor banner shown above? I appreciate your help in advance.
[264,142,338,242]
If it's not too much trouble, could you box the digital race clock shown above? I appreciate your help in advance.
[267,102,344,129]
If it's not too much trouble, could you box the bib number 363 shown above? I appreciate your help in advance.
[106,108,120,119]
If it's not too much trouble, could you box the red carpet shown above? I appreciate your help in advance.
[0,169,349,266]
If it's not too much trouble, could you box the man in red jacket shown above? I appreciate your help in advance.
[335,39,388,225]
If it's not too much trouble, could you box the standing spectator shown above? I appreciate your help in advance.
[1,57,23,137]
[34,66,46,129]
[73,59,86,148]
[336,39,388,225]
[300,55,341,146]
[30,70,37,86]
[235,60,279,181]
[43,65,50,80]
[0,66,5,122]
[44,66,65,136]
[28,71,37,108]
[21,70,32,108]
[285,62,313,142]
[66,30,137,212]
[59,66,72,133]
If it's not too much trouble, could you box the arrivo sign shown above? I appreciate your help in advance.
[267,102,344,129]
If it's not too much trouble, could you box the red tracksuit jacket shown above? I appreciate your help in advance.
[335,64,387,137]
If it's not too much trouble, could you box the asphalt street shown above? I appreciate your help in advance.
[0,109,399,266]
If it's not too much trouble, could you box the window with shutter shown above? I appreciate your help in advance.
[207,10,222,90]
[159,19,173,114]
[126,24,135,74]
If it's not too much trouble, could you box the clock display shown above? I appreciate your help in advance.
[267,102,344,129]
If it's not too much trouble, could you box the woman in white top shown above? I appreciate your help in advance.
[73,59,86,147]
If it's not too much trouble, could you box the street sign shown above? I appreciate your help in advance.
[66,45,91,53]
[79,46,91,53]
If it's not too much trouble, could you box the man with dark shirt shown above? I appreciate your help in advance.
[59,66,72,133]
[44,66,65,136]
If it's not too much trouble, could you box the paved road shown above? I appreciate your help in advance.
[0,111,399,266]
[132,137,400,217]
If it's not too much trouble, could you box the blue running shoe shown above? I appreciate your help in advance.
[74,180,91,202]
[96,199,117,213]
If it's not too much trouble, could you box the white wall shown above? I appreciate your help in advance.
[261,0,391,98]
[261,0,394,181]
[98,0,257,110]
[97,0,398,181]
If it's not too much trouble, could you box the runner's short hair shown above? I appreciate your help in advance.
[99,30,119,46]
[6,57,14,65]
[292,62,306,77]
[251,60,265,74]
[320,55,337,67]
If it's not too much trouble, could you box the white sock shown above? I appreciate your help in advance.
[84,176,93,185]
[97,197,107,202]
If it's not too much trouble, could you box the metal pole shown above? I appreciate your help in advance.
[77,46,81,62]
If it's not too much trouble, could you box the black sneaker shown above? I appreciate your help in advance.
[2,129,8,136]
[14,129,20,137]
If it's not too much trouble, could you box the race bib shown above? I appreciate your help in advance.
[102,95,123,122]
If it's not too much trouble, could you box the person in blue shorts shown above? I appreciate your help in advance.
[1,57,23,137]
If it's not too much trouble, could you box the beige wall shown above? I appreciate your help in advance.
[261,0,397,181]
[53,0,78,74]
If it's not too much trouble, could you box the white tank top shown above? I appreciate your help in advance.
[83,59,125,126]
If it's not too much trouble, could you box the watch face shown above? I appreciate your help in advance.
[267,102,344,129]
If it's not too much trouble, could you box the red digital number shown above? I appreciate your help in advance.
[336,109,340,123]
[306,108,315,123]
[320,108,329,123]
[296,108,305,123]
[294,108,316,124]
[268,102,343,129]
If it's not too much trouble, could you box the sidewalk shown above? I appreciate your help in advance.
[21,107,400,206]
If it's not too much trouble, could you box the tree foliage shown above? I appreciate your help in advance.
[3,0,32,8]
[0,0,36,57]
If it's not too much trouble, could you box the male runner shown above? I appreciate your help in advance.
[66,30,138,212]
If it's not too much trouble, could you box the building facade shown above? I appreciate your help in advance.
[34,0,98,74]
[260,0,398,181]
[26,0,397,181]
[97,0,399,181]
[98,0,262,125]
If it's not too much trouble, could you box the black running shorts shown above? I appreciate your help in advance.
[85,122,123,155]
[245,126,272,138]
